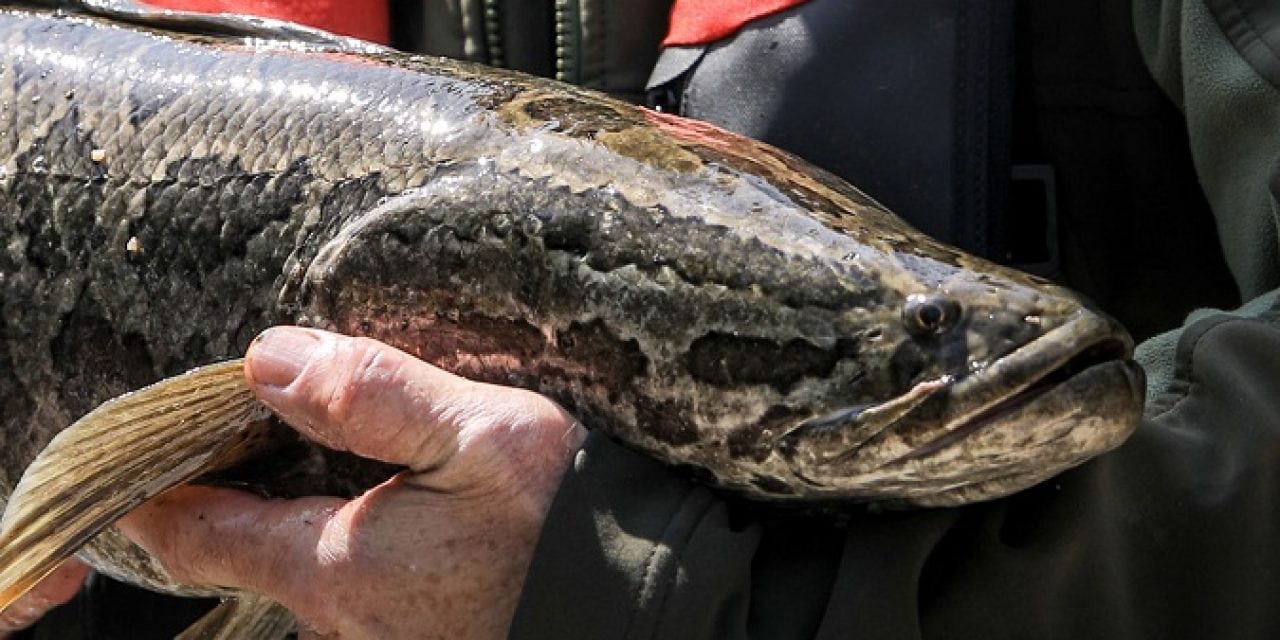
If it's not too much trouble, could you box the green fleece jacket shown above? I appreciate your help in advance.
[509,1,1280,638]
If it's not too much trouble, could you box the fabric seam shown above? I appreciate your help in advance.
[620,485,706,639]
[1233,0,1280,62]
[1153,290,1280,420]
[647,494,719,639]
[1146,315,1242,420]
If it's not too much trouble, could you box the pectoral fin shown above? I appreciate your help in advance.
[0,359,273,612]
[177,593,294,640]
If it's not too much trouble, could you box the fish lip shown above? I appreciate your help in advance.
[888,310,1135,464]
[779,309,1135,483]
[888,355,1145,507]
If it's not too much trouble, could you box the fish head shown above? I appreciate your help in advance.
[775,245,1145,507]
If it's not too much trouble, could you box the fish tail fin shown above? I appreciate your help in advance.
[178,594,295,640]
[0,359,272,611]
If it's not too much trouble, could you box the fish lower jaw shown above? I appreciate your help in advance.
[897,333,1134,464]
[772,311,1144,505]
[857,355,1143,507]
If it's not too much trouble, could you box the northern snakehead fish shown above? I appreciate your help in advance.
[0,1,1144,633]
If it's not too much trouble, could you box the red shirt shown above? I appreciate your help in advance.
[663,0,812,46]
[139,1,812,51]
[138,0,389,44]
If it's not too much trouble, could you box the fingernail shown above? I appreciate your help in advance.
[248,328,321,388]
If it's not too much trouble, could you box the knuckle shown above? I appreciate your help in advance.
[321,336,391,427]
[454,389,581,476]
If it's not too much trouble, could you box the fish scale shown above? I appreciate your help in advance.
[0,1,1143,636]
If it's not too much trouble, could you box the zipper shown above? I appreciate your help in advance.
[483,0,505,68]
[553,0,580,83]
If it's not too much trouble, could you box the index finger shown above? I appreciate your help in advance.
[0,558,89,636]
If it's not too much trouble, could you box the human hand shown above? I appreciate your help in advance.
[117,327,586,639]
[0,558,89,638]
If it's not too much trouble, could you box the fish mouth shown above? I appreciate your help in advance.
[892,327,1134,464]
[779,309,1144,501]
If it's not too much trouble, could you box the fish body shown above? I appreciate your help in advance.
[0,0,1141,608]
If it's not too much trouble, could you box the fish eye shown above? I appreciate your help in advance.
[903,294,960,336]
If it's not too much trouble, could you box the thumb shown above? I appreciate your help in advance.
[116,486,346,603]
[243,327,576,476]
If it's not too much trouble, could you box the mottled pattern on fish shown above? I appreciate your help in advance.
[0,6,1142,595]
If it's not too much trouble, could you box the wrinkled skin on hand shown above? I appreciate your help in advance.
[0,558,89,638]
[113,327,586,639]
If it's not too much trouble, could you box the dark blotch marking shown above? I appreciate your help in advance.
[141,154,313,270]
[886,320,972,391]
[9,109,111,271]
[632,394,699,446]
[520,95,632,137]
[411,310,546,376]
[669,462,721,488]
[317,172,389,242]
[49,300,157,419]
[557,320,648,381]
[685,333,860,393]
[540,208,598,256]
